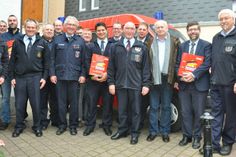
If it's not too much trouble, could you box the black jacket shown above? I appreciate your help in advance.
[211,27,236,85]
[9,35,49,80]
[85,39,113,79]
[50,33,86,81]
[107,38,151,90]
[0,40,9,78]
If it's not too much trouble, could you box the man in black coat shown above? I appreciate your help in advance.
[9,19,49,137]
[83,22,113,136]
[50,16,86,136]
[108,22,151,145]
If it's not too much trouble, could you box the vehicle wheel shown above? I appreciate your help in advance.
[170,94,182,132]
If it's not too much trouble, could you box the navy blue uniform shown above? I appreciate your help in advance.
[210,28,236,150]
[9,35,49,132]
[40,36,58,128]
[85,40,113,130]
[50,33,86,130]
[108,39,151,137]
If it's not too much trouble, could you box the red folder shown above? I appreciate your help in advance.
[6,40,14,57]
[178,52,204,76]
[89,53,109,76]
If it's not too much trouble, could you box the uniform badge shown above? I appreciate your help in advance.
[73,45,80,49]
[135,54,141,62]
[37,52,42,58]
[75,51,80,58]
[134,47,141,52]
[225,46,233,53]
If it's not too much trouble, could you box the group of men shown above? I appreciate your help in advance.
[0,8,236,156]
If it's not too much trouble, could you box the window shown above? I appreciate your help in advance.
[79,0,86,12]
[233,0,236,13]
[91,0,99,10]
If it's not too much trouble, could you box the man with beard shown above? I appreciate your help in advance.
[176,21,211,149]
[0,15,22,130]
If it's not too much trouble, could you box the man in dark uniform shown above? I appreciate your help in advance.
[50,16,86,136]
[9,19,49,137]
[108,22,151,145]
[83,22,113,136]
[40,24,58,129]
[206,9,236,155]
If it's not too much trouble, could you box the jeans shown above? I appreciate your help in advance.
[149,76,173,135]
[0,77,11,123]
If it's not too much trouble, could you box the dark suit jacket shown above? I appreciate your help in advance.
[176,39,211,92]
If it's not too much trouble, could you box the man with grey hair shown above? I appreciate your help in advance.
[50,16,86,136]
[146,20,180,143]
[203,9,236,155]
[108,22,151,144]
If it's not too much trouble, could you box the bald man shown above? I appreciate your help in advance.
[108,22,151,145]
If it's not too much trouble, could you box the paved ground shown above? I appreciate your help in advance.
[0,111,236,157]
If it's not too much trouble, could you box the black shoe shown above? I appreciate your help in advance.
[103,128,112,136]
[179,136,192,146]
[70,128,77,135]
[111,132,127,140]
[34,130,43,137]
[199,147,219,155]
[220,144,232,156]
[56,128,66,135]
[192,138,201,149]
[146,134,157,142]
[83,127,93,136]
[130,136,138,145]
[162,134,170,143]
[12,129,23,137]
[0,122,9,130]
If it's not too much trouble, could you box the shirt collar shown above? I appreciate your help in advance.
[137,36,146,43]
[65,33,74,38]
[189,38,199,46]
[24,35,36,42]
[124,37,135,46]
[221,26,235,37]
[97,38,108,44]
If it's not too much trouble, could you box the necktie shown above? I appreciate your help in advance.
[67,36,72,42]
[101,40,105,54]
[27,37,32,54]
[189,42,195,54]
[126,40,130,51]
